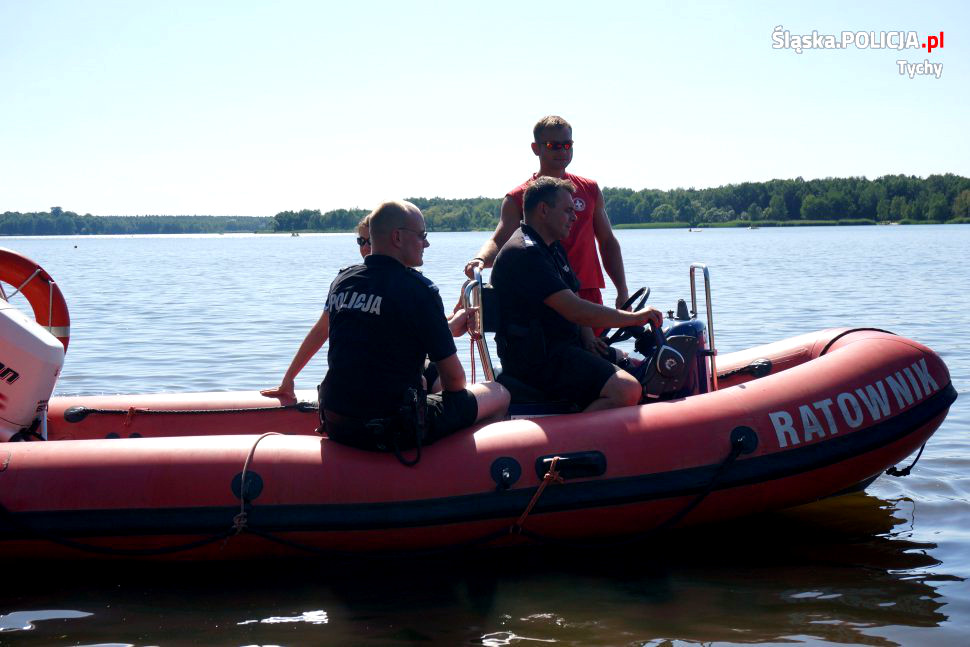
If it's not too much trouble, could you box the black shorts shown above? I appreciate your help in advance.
[509,343,620,410]
[324,388,478,451]
[426,388,479,443]
[422,358,439,391]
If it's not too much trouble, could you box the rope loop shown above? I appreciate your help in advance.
[511,456,563,533]
[232,512,248,534]
[886,443,926,477]
[231,433,282,528]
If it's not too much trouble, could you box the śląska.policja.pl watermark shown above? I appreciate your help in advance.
[771,27,945,79]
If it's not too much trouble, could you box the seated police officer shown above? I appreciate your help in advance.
[261,213,441,399]
[491,177,663,412]
[319,200,509,452]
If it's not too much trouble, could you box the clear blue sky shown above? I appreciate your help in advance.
[1,0,966,217]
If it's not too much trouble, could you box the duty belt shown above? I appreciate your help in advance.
[321,387,426,466]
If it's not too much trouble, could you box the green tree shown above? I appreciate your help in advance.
[825,190,852,219]
[927,194,949,222]
[767,193,788,220]
[651,204,677,222]
[633,200,655,223]
[800,194,831,220]
[673,193,697,224]
[876,198,890,221]
[605,194,635,224]
[888,196,909,221]
[952,190,970,219]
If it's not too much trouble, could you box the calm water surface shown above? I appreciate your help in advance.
[2,226,968,646]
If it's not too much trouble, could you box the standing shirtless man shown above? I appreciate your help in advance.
[464,116,630,315]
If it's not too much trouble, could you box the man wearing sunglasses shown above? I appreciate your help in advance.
[264,211,446,401]
[465,116,630,327]
[491,177,660,412]
[355,213,372,257]
[270,200,509,454]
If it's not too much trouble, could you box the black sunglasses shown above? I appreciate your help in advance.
[356,236,370,246]
[397,227,428,241]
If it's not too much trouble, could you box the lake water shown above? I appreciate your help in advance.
[2,226,968,646]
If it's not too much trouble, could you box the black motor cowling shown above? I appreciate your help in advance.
[632,315,710,401]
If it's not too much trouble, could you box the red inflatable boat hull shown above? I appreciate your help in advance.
[0,329,957,559]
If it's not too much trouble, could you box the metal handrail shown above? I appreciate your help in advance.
[690,263,718,390]
[5,268,42,301]
[1,268,58,336]
[461,267,495,381]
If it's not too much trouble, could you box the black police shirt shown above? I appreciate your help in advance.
[322,254,456,419]
[490,224,582,350]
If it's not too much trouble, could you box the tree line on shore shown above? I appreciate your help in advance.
[3,174,968,236]
[270,173,970,231]
[0,208,271,236]
[603,173,970,228]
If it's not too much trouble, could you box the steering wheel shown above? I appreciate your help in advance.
[600,286,650,345]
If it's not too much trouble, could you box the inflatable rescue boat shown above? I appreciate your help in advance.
[0,248,958,559]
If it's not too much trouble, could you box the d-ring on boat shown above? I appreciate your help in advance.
[0,247,958,559]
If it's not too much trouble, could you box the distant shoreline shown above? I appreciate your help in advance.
[4,173,969,235]
[614,218,965,229]
[3,218,969,237]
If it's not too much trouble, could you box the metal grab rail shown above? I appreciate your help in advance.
[4,268,42,301]
[690,263,718,390]
[461,267,495,381]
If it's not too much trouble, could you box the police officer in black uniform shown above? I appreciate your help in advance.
[319,200,509,453]
[491,177,662,412]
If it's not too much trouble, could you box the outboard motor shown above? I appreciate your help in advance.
[0,301,64,440]
[633,299,710,401]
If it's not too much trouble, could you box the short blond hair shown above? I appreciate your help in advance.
[356,213,370,237]
[533,115,571,141]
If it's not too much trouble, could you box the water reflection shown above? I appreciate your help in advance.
[0,492,961,646]
[0,609,92,633]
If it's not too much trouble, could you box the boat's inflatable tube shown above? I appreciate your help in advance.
[0,329,956,559]
[42,328,881,441]
[44,390,321,440]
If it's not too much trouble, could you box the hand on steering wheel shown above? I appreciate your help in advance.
[648,317,667,348]
[600,286,650,345]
